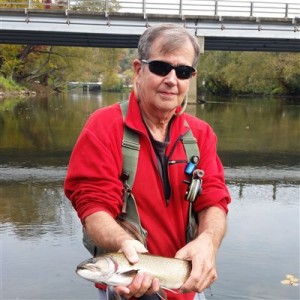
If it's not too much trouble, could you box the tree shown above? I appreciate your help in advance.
[270,53,300,95]
[71,0,120,12]
[100,48,124,91]
[197,51,300,95]
[0,45,24,79]
[0,45,125,91]
[197,51,232,94]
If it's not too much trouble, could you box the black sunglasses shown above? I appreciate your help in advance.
[141,60,195,80]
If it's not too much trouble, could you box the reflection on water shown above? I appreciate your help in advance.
[1,182,69,239]
[1,180,299,300]
[211,184,299,300]
[0,92,299,167]
[1,183,95,300]
[0,92,299,300]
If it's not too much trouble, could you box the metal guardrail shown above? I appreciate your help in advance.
[0,0,299,19]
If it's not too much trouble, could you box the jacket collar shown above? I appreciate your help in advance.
[125,91,190,139]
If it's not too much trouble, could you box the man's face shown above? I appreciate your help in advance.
[133,36,196,117]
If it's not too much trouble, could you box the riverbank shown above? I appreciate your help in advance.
[0,90,37,99]
[0,82,53,101]
[1,82,299,102]
[0,77,50,100]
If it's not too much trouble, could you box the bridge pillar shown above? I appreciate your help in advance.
[188,36,205,103]
[188,76,197,103]
[197,36,205,54]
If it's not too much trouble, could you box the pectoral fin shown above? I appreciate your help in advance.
[119,269,139,277]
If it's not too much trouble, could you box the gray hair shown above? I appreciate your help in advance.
[138,23,200,68]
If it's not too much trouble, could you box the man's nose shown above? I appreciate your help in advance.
[164,69,177,84]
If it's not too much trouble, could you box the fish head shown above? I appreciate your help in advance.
[76,253,138,287]
[76,257,116,284]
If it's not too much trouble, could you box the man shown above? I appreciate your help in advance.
[65,23,231,300]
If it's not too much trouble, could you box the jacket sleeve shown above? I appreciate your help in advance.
[191,120,231,214]
[64,107,124,223]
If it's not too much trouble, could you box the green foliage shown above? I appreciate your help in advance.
[71,0,120,12]
[97,48,124,91]
[102,73,123,92]
[197,51,232,94]
[1,43,299,96]
[0,45,126,92]
[0,0,124,92]
[0,0,28,8]
[123,68,134,88]
[0,45,24,79]
[119,49,136,89]
[197,51,300,95]
[119,49,137,72]
[0,76,24,92]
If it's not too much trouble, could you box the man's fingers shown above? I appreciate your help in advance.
[116,273,157,299]
[120,240,148,264]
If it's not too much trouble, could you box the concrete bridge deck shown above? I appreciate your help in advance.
[0,0,299,51]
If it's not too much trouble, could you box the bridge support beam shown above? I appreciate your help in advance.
[188,76,197,103]
[198,36,205,54]
[188,36,205,103]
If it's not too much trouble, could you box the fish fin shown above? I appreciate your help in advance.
[119,269,139,277]
[106,285,122,300]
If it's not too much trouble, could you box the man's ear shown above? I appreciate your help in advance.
[133,59,142,75]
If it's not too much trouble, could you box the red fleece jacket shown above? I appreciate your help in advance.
[64,91,231,300]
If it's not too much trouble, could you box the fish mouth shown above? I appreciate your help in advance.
[76,258,99,272]
[76,265,88,271]
[76,264,98,272]
[76,257,116,275]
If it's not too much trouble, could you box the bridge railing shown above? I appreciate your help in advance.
[0,0,299,18]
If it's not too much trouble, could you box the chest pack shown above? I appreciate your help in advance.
[83,100,203,256]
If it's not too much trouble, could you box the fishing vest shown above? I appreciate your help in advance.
[83,100,201,257]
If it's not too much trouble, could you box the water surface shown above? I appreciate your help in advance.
[0,92,299,300]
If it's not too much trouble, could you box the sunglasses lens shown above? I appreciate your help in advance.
[148,61,172,77]
[175,66,194,79]
[147,60,194,80]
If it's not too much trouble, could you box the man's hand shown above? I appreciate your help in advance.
[115,240,160,299]
[176,206,227,294]
[175,233,217,293]
[115,273,160,299]
[119,239,148,263]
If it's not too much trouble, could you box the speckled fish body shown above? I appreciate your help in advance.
[76,252,191,289]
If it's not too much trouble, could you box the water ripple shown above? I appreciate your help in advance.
[0,165,66,182]
[0,165,298,184]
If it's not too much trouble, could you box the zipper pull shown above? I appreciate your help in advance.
[168,159,187,165]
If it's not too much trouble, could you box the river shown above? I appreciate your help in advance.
[0,91,299,300]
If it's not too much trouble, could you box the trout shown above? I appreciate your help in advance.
[76,252,191,290]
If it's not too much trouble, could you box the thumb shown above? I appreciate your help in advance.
[120,240,148,264]
[175,247,189,260]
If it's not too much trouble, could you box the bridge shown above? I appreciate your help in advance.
[68,81,102,92]
[0,0,299,51]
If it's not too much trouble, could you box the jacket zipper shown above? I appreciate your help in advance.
[168,159,187,165]
[165,132,190,205]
